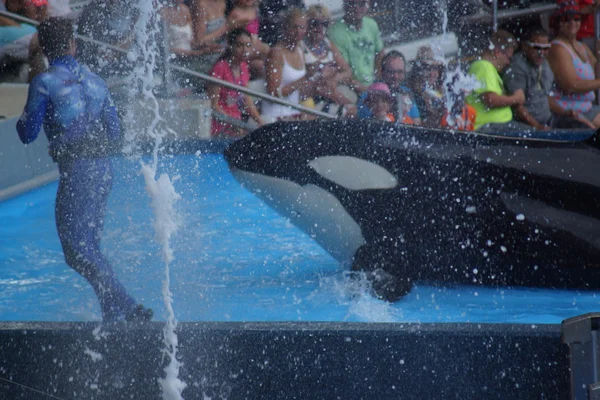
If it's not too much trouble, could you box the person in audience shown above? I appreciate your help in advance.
[548,1,600,128]
[77,0,139,111]
[359,82,400,123]
[328,0,384,87]
[575,0,600,81]
[505,26,594,130]
[439,73,477,131]
[302,5,357,117]
[207,28,264,136]
[258,0,305,46]
[227,0,270,79]
[574,0,599,50]
[0,16,37,82]
[5,0,47,26]
[47,0,77,18]
[160,0,222,91]
[189,0,228,73]
[17,18,153,322]
[358,51,421,124]
[262,8,314,122]
[1,0,45,82]
[407,46,445,128]
[76,0,139,79]
[161,0,223,60]
[465,29,528,132]
[440,98,477,131]
[8,0,47,22]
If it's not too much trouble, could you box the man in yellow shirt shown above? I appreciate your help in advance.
[466,29,529,132]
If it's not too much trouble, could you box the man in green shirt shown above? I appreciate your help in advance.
[328,0,384,88]
[466,29,528,132]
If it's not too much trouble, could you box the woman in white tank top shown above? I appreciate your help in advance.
[301,5,359,117]
[160,0,223,91]
[160,0,222,60]
[262,8,315,122]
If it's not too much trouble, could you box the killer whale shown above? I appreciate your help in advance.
[223,119,600,300]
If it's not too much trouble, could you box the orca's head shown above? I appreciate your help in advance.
[223,119,402,265]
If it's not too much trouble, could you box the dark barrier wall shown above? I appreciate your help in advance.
[0,322,569,399]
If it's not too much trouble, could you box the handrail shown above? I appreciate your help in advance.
[0,10,132,55]
[212,110,256,132]
[492,0,498,32]
[461,2,558,25]
[0,9,335,120]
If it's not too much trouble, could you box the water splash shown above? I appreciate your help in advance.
[428,0,481,130]
[321,272,401,322]
[124,0,186,398]
[142,165,185,399]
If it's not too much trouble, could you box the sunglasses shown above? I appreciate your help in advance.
[560,14,582,23]
[525,41,551,51]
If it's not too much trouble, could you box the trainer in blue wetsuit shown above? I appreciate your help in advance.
[16,18,152,321]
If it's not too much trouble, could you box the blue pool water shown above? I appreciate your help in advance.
[1,153,599,324]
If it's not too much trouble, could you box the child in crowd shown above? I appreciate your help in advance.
[361,83,403,123]
[207,28,264,136]
[358,81,415,124]
[440,90,477,131]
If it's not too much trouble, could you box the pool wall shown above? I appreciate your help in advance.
[0,83,214,201]
[0,321,569,399]
[0,116,57,201]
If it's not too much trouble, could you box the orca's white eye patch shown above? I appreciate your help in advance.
[308,156,398,190]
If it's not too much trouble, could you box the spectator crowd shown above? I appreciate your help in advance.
[2,0,600,135]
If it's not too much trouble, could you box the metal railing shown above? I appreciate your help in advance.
[0,9,335,122]
[462,1,558,29]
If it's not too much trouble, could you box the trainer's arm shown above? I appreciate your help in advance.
[16,77,48,144]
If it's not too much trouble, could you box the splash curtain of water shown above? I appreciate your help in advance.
[126,0,186,398]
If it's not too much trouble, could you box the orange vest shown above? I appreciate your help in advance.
[441,104,476,131]
[398,115,413,124]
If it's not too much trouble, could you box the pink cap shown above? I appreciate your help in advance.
[368,82,391,94]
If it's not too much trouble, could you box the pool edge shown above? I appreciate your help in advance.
[0,321,569,399]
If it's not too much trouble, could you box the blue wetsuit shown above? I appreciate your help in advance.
[17,55,137,320]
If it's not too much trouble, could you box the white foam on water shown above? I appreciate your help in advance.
[320,272,401,323]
